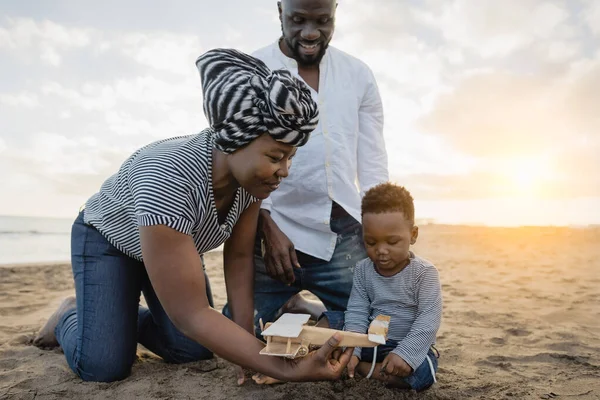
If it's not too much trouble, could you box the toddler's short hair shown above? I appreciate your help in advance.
[361,183,415,224]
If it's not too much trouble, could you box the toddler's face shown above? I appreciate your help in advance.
[362,211,418,276]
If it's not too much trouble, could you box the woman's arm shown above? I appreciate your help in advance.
[223,202,260,336]
[139,223,353,381]
[140,223,288,378]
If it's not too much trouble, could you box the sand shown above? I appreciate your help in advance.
[1,225,599,399]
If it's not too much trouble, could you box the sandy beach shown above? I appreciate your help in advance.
[1,225,599,399]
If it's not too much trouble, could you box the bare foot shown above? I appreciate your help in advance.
[252,373,285,385]
[279,293,327,320]
[33,296,76,349]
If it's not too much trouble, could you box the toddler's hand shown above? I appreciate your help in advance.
[380,353,412,377]
[347,355,360,378]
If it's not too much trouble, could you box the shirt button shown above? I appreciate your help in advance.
[220,224,227,230]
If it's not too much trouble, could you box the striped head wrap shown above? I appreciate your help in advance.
[196,48,319,153]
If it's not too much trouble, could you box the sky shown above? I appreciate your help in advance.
[1,0,599,226]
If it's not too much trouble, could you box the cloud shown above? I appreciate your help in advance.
[0,17,212,73]
[410,56,600,200]
[0,18,91,49]
[40,75,198,110]
[40,81,117,111]
[395,146,600,201]
[119,32,203,75]
[583,0,600,36]
[551,138,600,194]
[0,2,598,222]
[0,18,92,66]
[331,0,598,203]
[0,92,38,107]
[5,131,125,194]
[418,56,600,160]
[416,0,573,58]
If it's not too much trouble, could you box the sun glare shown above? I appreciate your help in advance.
[503,158,550,197]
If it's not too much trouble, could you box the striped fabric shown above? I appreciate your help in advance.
[83,130,258,261]
[344,252,443,371]
[196,48,319,153]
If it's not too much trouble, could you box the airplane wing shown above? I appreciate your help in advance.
[260,313,311,338]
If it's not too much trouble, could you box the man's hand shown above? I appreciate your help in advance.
[347,355,360,378]
[259,210,300,284]
[380,353,412,378]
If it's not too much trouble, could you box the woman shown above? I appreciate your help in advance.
[34,49,353,383]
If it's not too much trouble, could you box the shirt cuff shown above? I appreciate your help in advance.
[136,214,193,236]
[391,346,419,372]
[353,347,362,360]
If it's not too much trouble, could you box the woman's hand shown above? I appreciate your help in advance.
[284,333,354,381]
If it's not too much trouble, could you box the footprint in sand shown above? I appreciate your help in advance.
[505,328,531,337]
[8,333,35,346]
[475,355,513,370]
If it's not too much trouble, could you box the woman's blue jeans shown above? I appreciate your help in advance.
[55,211,213,382]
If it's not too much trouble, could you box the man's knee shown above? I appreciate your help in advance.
[222,303,232,319]
[222,302,266,339]
[319,310,345,330]
[253,306,282,338]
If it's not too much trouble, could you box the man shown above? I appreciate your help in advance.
[224,0,388,338]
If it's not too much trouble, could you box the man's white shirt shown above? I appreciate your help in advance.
[253,41,388,261]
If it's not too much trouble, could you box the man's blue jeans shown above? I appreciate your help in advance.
[224,212,367,337]
[55,211,213,382]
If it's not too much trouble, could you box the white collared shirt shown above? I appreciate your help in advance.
[253,41,388,261]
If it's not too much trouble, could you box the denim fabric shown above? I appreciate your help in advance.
[223,212,366,337]
[322,310,345,330]
[403,349,438,393]
[321,310,438,392]
[55,211,213,382]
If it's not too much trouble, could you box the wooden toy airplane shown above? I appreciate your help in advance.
[259,313,391,359]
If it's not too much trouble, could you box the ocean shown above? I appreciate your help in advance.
[0,215,73,265]
[0,215,223,265]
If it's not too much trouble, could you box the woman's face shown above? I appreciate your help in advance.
[227,134,297,199]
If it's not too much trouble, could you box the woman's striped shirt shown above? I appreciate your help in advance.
[83,129,258,261]
[344,252,443,370]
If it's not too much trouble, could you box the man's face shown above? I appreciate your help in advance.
[278,0,336,66]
